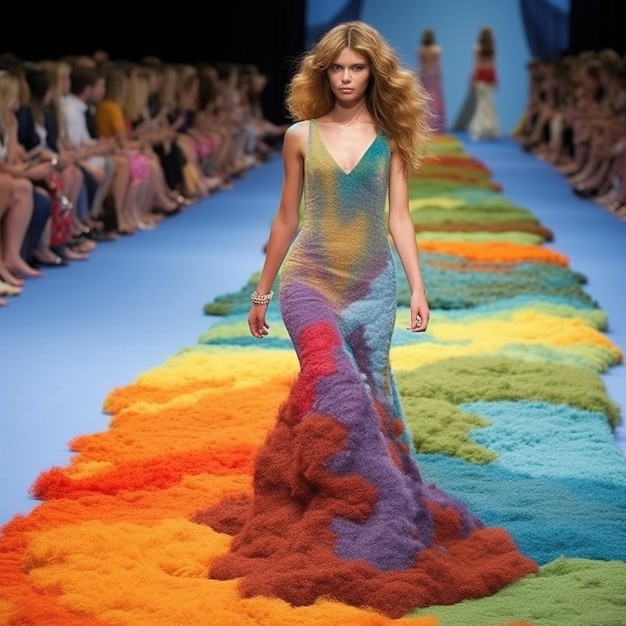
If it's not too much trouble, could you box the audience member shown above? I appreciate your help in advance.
[18,62,96,259]
[237,64,287,160]
[94,62,154,232]
[60,64,128,235]
[164,64,224,195]
[0,68,55,275]
[123,64,187,215]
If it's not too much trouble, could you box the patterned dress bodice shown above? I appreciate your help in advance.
[281,119,393,311]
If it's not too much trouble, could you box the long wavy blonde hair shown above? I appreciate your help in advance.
[0,71,20,130]
[286,21,432,171]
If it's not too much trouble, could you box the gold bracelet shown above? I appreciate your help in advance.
[251,290,273,305]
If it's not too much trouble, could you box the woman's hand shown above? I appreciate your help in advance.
[248,304,270,339]
[407,291,429,332]
[57,152,75,169]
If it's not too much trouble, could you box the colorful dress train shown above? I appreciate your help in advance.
[199,119,537,618]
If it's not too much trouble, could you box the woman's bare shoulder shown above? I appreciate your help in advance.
[284,120,308,141]
[285,120,310,135]
[283,121,310,154]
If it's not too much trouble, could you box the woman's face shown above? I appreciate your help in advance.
[327,47,370,105]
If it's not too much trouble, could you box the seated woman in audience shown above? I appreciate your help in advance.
[41,58,102,235]
[237,64,287,162]
[0,171,28,299]
[195,64,241,189]
[210,61,257,177]
[0,173,20,295]
[565,54,625,194]
[592,142,626,217]
[96,63,181,231]
[0,68,61,271]
[579,52,626,198]
[17,62,95,257]
[588,64,626,214]
[3,173,52,273]
[123,65,190,212]
[516,57,558,151]
[8,63,88,263]
[518,57,575,166]
[161,63,224,195]
[139,58,193,202]
[94,63,154,232]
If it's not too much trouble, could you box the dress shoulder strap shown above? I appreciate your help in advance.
[308,119,319,149]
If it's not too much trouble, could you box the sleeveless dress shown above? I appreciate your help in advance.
[468,52,500,140]
[202,120,537,618]
[419,47,447,133]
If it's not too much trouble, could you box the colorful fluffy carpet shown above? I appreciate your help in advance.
[1,135,625,626]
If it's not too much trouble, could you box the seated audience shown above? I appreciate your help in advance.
[515,48,626,221]
[0,49,283,309]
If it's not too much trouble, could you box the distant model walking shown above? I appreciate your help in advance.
[468,26,500,140]
[417,28,446,133]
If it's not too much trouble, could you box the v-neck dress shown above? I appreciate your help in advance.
[205,119,537,618]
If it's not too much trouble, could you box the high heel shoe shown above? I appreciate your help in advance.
[72,227,91,239]
[607,201,626,214]
[31,251,68,268]
[572,183,599,198]
[153,201,182,216]
[175,194,194,207]
[137,221,157,231]
[54,246,89,261]
[594,189,620,206]
[0,280,22,296]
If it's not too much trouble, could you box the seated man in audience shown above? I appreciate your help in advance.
[60,65,129,236]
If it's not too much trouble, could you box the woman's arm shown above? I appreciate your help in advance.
[387,147,429,332]
[248,122,305,338]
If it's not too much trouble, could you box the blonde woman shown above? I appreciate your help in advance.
[95,64,152,232]
[0,69,66,272]
[0,72,34,286]
[205,20,537,616]
[193,64,233,189]
[19,62,95,255]
[237,64,288,161]
[123,65,184,217]
[159,64,221,197]
[0,171,29,299]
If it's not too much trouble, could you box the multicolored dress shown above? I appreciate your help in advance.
[202,119,536,618]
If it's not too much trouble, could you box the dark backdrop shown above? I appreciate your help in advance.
[1,0,307,124]
[569,0,625,54]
